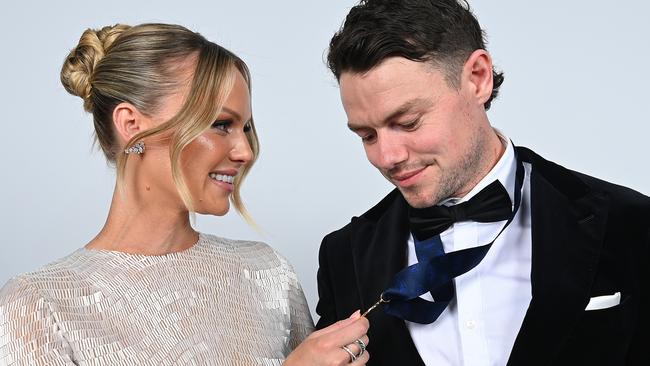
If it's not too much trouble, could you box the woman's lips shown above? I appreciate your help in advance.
[208,174,235,193]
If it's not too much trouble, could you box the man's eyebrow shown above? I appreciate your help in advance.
[347,97,433,131]
[383,98,432,124]
[347,122,365,132]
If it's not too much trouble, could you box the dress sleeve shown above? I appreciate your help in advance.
[274,253,314,352]
[0,277,76,366]
[287,275,314,351]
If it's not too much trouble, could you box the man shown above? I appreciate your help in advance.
[315,0,650,365]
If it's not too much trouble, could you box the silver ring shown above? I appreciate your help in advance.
[342,345,357,362]
[354,338,366,356]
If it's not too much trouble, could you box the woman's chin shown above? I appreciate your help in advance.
[195,202,230,217]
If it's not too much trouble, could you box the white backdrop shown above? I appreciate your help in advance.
[1,1,648,320]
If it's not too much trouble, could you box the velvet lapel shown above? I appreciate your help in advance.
[508,148,610,365]
[350,190,425,365]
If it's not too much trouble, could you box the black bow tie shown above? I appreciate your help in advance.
[408,180,513,241]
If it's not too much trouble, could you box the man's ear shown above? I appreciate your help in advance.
[462,49,494,106]
[112,102,151,144]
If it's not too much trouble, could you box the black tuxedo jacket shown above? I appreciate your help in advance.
[316,147,650,365]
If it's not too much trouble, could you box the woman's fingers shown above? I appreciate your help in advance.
[341,347,370,365]
[284,311,370,366]
[331,316,369,347]
[311,310,361,337]
[341,334,369,357]
[324,317,369,365]
[353,350,370,365]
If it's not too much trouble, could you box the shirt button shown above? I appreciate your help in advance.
[465,320,476,329]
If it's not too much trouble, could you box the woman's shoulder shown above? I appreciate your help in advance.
[199,232,297,274]
[0,270,55,311]
[0,249,98,304]
[0,253,91,364]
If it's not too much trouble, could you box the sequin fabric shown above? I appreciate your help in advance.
[0,233,314,365]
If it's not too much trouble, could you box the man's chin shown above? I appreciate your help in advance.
[399,188,438,209]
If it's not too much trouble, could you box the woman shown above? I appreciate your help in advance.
[0,23,369,365]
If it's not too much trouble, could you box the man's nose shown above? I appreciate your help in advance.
[369,134,408,170]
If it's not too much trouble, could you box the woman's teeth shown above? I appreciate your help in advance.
[209,173,234,184]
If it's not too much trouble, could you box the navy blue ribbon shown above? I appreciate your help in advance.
[381,155,525,324]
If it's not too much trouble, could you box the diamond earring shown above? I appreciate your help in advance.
[124,141,145,155]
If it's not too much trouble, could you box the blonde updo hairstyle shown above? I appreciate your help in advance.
[60,23,259,219]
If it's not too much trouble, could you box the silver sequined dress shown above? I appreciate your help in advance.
[0,233,314,365]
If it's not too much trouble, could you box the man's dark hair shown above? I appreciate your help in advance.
[327,0,504,110]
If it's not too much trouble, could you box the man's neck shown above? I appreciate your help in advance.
[450,129,506,200]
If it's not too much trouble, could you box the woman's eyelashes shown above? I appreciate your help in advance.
[212,120,232,133]
[211,119,252,134]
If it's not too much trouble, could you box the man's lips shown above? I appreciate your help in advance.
[389,167,426,187]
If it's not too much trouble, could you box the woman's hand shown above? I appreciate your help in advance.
[284,311,370,365]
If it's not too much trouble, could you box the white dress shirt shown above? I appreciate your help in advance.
[406,135,533,366]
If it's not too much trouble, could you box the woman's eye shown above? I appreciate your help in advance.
[212,120,233,133]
